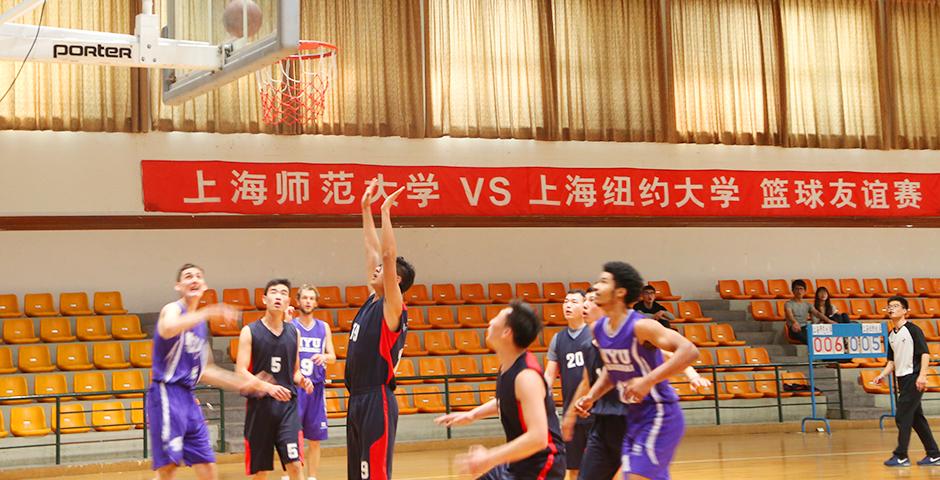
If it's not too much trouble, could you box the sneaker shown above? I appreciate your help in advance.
[917,456,940,466]
[885,455,911,467]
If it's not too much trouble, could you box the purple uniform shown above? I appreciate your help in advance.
[292,317,329,441]
[147,300,215,470]
[593,311,684,480]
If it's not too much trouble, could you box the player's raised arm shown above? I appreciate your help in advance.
[361,179,381,286]
[157,301,234,340]
[381,186,407,330]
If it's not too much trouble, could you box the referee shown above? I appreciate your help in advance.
[873,296,940,467]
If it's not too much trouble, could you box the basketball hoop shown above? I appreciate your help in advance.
[256,41,337,126]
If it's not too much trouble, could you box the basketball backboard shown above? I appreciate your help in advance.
[161,0,299,105]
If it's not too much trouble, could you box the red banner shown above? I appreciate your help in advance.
[141,160,939,217]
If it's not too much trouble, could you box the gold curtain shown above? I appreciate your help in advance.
[670,0,780,145]
[780,0,884,148]
[151,0,423,136]
[0,0,134,131]
[426,0,555,139]
[552,0,666,142]
[888,0,940,149]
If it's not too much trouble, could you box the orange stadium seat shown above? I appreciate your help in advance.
[431,284,465,305]
[130,401,145,429]
[345,286,370,307]
[228,339,239,362]
[692,349,714,369]
[815,279,847,298]
[0,294,23,318]
[715,348,751,372]
[111,315,147,340]
[481,356,500,379]
[448,384,480,411]
[113,371,145,398]
[863,278,892,298]
[24,293,57,317]
[450,357,482,381]
[929,344,940,365]
[0,347,16,374]
[18,345,55,373]
[711,324,746,346]
[93,342,130,369]
[76,316,112,341]
[403,334,429,357]
[723,374,764,399]
[743,280,775,299]
[670,376,705,401]
[839,278,871,298]
[129,341,152,368]
[485,305,508,323]
[857,357,887,368]
[850,300,883,320]
[395,359,421,385]
[40,317,76,343]
[407,308,430,330]
[325,361,345,387]
[913,320,940,341]
[542,282,568,303]
[253,288,266,310]
[454,330,490,354]
[326,390,348,418]
[317,286,348,308]
[52,403,91,434]
[242,310,264,326]
[696,374,733,400]
[333,333,349,359]
[209,313,240,336]
[683,325,718,347]
[418,357,448,383]
[198,289,218,309]
[428,307,459,329]
[403,285,435,306]
[543,327,562,348]
[859,370,890,394]
[766,279,793,299]
[74,372,110,400]
[743,347,773,371]
[516,283,548,303]
[56,344,94,371]
[781,372,818,397]
[874,299,890,318]
[459,283,492,304]
[909,299,934,319]
[886,278,914,297]
[336,309,358,332]
[394,390,417,415]
[93,291,128,315]
[830,300,858,320]
[488,283,514,304]
[413,386,447,414]
[222,288,253,311]
[753,373,792,398]
[59,292,93,316]
[425,331,459,356]
[92,402,131,432]
[569,282,591,292]
[913,278,940,297]
[678,301,712,323]
[749,301,782,322]
[10,406,52,437]
[649,281,681,301]
[926,369,940,393]
[0,376,29,405]
[542,304,566,326]
[457,306,488,328]
[925,298,940,318]
[3,318,39,344]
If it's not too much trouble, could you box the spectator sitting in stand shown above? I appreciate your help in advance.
[785,279,835,344]
[634,285,676,329]
[814,287,852,323]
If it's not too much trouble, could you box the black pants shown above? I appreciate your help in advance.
[790,325,808,344]
[577,414,627,480]
[894,374,940,459]
[829,313,853,323]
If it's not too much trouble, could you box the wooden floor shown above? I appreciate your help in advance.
[13,427,940,479]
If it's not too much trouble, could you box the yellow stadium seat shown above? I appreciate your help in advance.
[52,403,92,434]
[111,315,147,340]
[3,318,39,344]
[222,288,253,311]
[18,345,55,373]
[35,374,72,402]
[326,390,347,418]
[394,359,421,385]
[722,374,764,399]
[130,400,145,429]
[454,330,490,354]
[325,361,345,387]
[93,291,128,315]
[649,281,681,301]
[112,370,145,398]
[93,342,130,369]
[75,316,112,341]
[448,384,479,411]
[402,334,429,357]
[0,376,29,405]
[417,357,447,383]
[56,344,94,371]
[0,410,7,437]
[333,333,349,359]
[59,292,93,316]
[450,357,482,381]
[0,294,23,318]
[413,386,447,413]
[74,372,110,400]
[92,401,131,431]
[129,341,152,368]
[40,317,76,343]
[0,347,15,374]
[671,376,705,401]
[394,390,417,415]
[10,406,52,437]
[24,293,57,317]
[753,373,793,398]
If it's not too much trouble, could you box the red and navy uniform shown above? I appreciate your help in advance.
[344,294,407,480]
[479,351,566,480]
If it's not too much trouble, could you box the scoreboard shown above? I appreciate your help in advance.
[809,322,887,359]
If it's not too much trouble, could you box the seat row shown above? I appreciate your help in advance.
[750,298,940,322]
[671,372,821,401]
[0,401,143,437]
[201,280,684,312]
[719,278,940,300]
[0,370,149,404]
[2,315,147,344]
[0,292,127,318]
[0,341,152,374]
[859,369,940,394]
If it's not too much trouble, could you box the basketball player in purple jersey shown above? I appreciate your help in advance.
[345,179,414,480]
[575,262,699,480]
[291,285,336,480]
[436,301,566,480]
[149,264,287,480]
[237,279,315,480]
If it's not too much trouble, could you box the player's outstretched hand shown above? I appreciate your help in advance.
[573,395,594,418]
[205,303,239,324]
[871,374,884,385]
[434,411,475,428]
[312,354,327,366]
[381,186,406,212]
[454,445,492,477]
[689,376,712,389]
[267,384,292,402]
[622,376,653,404]
[361,178,378,209]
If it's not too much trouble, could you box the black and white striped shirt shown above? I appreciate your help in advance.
[888,322,929,377]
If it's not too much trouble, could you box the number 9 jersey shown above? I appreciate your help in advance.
[292,317,330,442]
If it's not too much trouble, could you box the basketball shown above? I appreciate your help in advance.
[222,0,263,38]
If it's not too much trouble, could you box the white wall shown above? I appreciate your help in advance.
[1,131,939,311]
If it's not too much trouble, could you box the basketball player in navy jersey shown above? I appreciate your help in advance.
[543,290,590,480]
[575,262,698,480]
[149,264,281,480]
[237,279,315,480]
[345,179,414,480]
[436,300,566,480]
[291,285,336,480]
